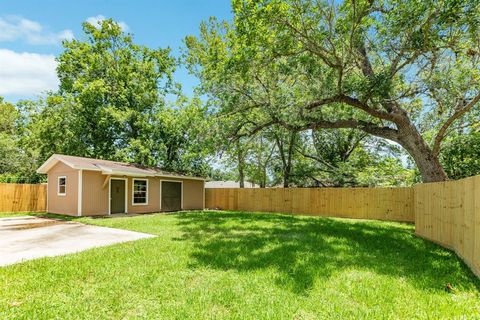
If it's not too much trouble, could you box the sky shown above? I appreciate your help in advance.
[0,0,233,102]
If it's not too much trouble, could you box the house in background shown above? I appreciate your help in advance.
[205,180,260,188]
[37,154,205,216]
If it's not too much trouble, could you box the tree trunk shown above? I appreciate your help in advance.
[283,132,296,187]
[236,140,245,188]
[273,131,297,188]
[260,179,266,188]
[397,123,448,183]
[283,168,290,188]
[238,167,245,188]
[260,165,267,188]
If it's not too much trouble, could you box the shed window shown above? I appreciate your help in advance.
[133,179,148,205]
[58,176,66,196]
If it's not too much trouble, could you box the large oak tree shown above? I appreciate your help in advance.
[186,0,480,182]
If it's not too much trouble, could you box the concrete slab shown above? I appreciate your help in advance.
[0,216,154,266]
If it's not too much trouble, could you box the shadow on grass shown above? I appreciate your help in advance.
[175,210,480,294]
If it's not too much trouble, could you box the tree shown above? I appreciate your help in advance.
[21,96,83,168]
[441,130,480,179]
[291,128,414,187]
[9,19,212,181]
[214,132,276,187]
[244,134,275,187]
[295,129,366,186]
[220,137,251,187]
[150,97,213,176]
[186,0,480,182]
[56,18,175,164]
[0,98,40,182]
[270,127,299,187]
[0,98,22,180]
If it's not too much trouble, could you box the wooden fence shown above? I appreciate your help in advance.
[0,183,47,213]
[414,176,480,277]
[205,187,415,222]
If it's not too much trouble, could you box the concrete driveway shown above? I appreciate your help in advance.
[0,216,154,266]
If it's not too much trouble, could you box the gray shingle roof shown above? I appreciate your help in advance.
[37,154,205,180]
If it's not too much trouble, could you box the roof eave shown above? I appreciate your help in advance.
[36,154,77,174]
[155,173,206,181]
[101,171,205,180]
[37,154,107,174]
[100,168,156,177]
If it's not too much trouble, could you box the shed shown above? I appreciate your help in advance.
[37,154,205,216]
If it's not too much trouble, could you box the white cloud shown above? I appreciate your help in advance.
[86,15,129,31]
[0,49,58,95]
[0,15,73,45]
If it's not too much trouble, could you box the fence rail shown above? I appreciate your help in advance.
[0,183,47,213]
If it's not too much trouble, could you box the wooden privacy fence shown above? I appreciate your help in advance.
[205,187,415,222]
[415,176,480,277]
[0,183,47,213]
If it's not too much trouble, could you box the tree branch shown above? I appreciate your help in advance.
[272,118,400,143]
[234,120,276,139]
[295,146,338,172]
[305,93,395,121]
[432,94,480,156]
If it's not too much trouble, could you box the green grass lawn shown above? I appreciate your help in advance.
[0,211,479,319]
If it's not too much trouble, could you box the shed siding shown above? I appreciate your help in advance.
[47,162,78,216]
[127,177,161,214]
[47,165,204,216]
[159,177,204,210]
[182,179,204,210]
[82,170,109,216]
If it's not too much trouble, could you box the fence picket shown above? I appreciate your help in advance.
[0,183,47,213]
[205,187,415,222]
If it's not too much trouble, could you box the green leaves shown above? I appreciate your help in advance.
[187,0,480,183]
[53,18,177,165]
[441,130,480,179]
[0,98,42,182]
[1,18,211,181]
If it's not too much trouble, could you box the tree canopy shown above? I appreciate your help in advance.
[2,3,480,186]
[186,0,480,183]
[0,19,211,182]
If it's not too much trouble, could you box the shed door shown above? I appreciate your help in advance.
[111,180,126,214]
[161,181,182,211]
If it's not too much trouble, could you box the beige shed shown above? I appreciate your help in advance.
[37,154,205,216]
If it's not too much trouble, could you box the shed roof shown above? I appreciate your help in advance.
[36,154,205,180]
